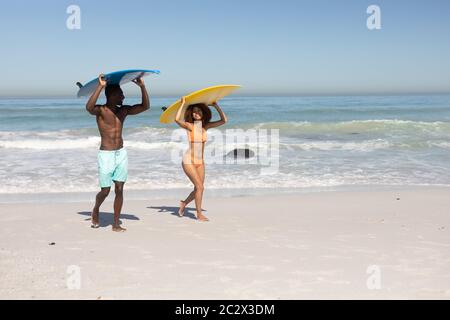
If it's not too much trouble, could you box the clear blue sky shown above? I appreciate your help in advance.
[0,0,449,97]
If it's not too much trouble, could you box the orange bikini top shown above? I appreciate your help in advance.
[188,127,207,143]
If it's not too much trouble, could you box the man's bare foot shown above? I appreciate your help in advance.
[179,200,186,217]
[91,208,100,228]
[196,213,209,222]
[112,225,127,232]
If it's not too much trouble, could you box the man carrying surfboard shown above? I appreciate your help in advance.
[86,74,150,232]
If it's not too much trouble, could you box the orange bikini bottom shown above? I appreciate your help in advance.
[182,152,204,167]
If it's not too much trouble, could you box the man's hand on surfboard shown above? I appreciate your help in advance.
[98,74,107,88]
[132,77,145,88]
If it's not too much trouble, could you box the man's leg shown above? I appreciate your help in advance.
[91,187,110,228]
[112,181,126,232]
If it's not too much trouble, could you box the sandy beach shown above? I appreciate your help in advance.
[0,187,449,300]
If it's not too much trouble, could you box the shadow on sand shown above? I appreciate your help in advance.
[147,205,205,220]
[77,211,140,228]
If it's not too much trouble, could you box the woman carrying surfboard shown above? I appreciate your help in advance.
[175,97,228,221]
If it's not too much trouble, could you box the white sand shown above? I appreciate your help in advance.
[0,187,449,299]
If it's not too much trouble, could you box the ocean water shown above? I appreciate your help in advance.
[1,95,450,202]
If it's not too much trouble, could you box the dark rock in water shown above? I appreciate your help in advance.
[226,148,255,159]
[49,242,56,246]
[350,132,359,135]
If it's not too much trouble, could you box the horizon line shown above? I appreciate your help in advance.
[2,91,450,99]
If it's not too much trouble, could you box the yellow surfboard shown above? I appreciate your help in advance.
[159,85,241,124]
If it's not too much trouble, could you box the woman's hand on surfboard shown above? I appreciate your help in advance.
[180,96,186,106]
[132,77,145,88]
[98,74,107,88]
[206,101,227,126]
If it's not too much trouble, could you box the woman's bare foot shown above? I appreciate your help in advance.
[179,200,186,217]
[91,208,100,228]
[196,213,209,222]
[112,225,127,232]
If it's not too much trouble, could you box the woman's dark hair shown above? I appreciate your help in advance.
[184,103,212,127]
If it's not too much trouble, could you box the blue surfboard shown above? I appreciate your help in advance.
[77,69,160,97]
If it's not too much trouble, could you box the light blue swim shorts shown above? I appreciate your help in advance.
[97,148,128,188]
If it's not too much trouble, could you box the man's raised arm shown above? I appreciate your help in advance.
[126,77,150,115]
[86,74,106,115]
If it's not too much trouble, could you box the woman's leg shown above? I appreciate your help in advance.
[182,190,195,207]
[179,164,195,216]
[197,163,205,184]
[193,164,207,220]
[196,163,205,209]
[179,164,205,215]
[181,162,208,221]
[179,192,194,216]
[179,153,195,216]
